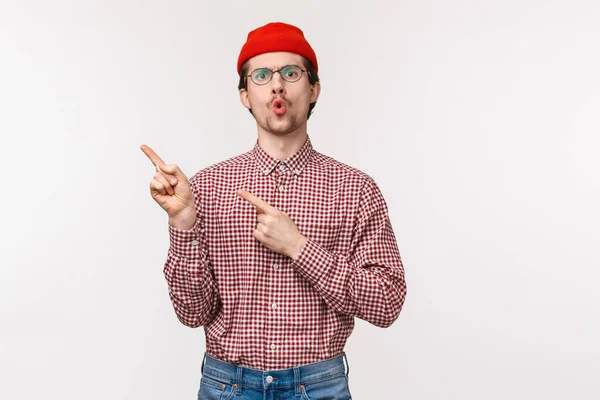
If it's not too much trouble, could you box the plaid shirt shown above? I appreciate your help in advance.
[163,135,407,370]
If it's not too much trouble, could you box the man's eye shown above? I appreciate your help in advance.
[253,70,270,81]
[282,67,297,77]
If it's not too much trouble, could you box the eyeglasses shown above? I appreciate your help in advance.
[247,65,307,85]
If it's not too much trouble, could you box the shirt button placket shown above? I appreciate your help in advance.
[267,169,287,366]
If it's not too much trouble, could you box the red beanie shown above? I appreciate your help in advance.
[237,22,318,75]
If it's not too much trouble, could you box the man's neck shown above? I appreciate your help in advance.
[256,125,308,161]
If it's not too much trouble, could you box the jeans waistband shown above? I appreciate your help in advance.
[200,352,350,395]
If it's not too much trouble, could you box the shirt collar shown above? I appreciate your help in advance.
[253,135,314,177]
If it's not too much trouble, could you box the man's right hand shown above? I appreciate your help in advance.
[140,144,197,230]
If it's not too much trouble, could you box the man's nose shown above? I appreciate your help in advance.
[271,72,285,94]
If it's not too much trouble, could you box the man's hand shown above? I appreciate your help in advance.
[237,189,307,260]
[140,144,196,230]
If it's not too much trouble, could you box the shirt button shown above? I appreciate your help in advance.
[273,264,279,270]
[279,164,286,170]
[271,303,278,310]
[266,376,274,383]
[278,185,284,191]
[191,240,199,246]
[264,168,270,174]
[270,344,276,350]
[294,169,300,175]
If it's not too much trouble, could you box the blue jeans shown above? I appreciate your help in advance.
[198,352,352,399]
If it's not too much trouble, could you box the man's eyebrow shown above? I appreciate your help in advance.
[256,64,297,70]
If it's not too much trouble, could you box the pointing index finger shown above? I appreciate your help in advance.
[237,189,273,214]
[140,144,165,167]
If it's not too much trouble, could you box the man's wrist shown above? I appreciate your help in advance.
[289,235,308,261]
[169,209,197,231]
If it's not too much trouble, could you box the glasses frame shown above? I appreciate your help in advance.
[247,65,308,86]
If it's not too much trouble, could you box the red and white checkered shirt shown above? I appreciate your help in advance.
[163,135,407,370]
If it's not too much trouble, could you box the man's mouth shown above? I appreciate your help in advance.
[272,99,287,115]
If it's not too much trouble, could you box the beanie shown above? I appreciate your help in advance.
[237,22,318,75]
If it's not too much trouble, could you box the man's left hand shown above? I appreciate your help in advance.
[237,189,307,260]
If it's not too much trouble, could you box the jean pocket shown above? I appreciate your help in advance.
[198,376,236,400]
[300,375,352,400]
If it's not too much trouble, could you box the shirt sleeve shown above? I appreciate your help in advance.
[291,178,407,328]
[163,193,221,328]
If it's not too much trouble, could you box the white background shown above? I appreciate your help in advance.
[1,0,599,399]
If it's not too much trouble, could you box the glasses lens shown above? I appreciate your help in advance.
[280,65,302,82]
[251,68,272,85]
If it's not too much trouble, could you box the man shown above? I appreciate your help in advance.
[141,22,407,399]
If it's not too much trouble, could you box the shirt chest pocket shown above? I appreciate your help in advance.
[299,222,343,252]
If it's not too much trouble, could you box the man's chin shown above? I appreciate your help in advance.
[262,119,300,135]
[268,129,295,136]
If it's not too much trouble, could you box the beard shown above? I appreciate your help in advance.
[261,113,302,135]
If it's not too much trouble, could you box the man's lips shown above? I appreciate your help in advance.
[272,99,287,115]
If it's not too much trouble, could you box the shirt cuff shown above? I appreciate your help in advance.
[291,237,334,285]
[168,218,202,259]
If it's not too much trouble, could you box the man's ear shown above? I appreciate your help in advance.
[310,81,321,103]
[239,88,251,110]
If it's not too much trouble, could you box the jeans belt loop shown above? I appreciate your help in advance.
[293,366,302,397]
[235,366,243,395]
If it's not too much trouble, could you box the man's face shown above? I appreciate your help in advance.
[239,51,320,136]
